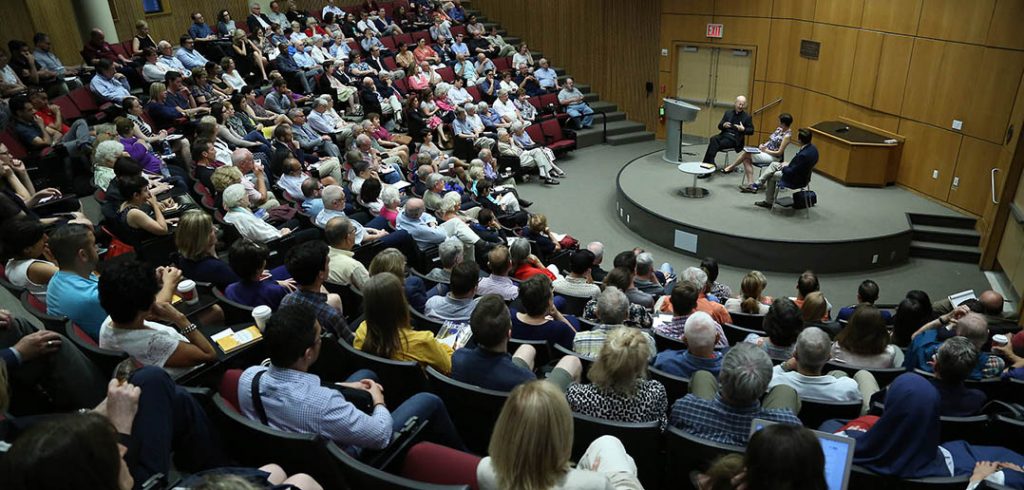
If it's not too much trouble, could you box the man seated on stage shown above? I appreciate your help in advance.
[747,128,818,209]
[701,95,754,167]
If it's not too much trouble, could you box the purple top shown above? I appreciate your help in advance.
[120,136,163,174]
[226,279,290,309]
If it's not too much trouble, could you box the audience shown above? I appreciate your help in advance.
[424,260,481,324]
[279,241,353,343]
[724,270,770,314]
[584,266,653,329]
[573,286,656,359]
[45,224,105,339]
[744,297,803,359]
[906,309,1005,379]
[552,249,601,299]
[510,275,577,350]
[836,279,892,323]
[831,304,901,368]
[368,247,428,313]
[2,217,57,301]
[324,215,370,289]
[475,245,519,301]
[653,312,724,378]
[769,327,876,404]
[225,239,295,310]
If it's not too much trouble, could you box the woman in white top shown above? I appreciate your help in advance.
[2,218,57,301]
[831,305,901,368]
[722,112,793,185]
[477,380,642,490]
[725,270,771,315]
[512,43,534,68]
[222,183,294,242]
[140,48,170,83]
[220,57,247,91]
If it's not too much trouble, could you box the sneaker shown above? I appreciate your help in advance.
[754,201,772,209]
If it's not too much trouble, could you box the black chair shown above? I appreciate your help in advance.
[409,267,440,292]
[327,443,470,490]
[653,330,686,352]
[65,322,129,378]
[337,339,426,409]
[211,286,257,324]
[994,377,1024,404]
[797,399,862,430]
[825,362,906,388]
[722,323,765,346]
[556,294,591,316]
[409,307,445,335]
[552,343,593,380]
[649,366,690,405]
[664,425,743,490]
[989,415,1024,451]
[577,316,600,332]
[729,311,765,330]
[508,338,551,372]
[938,415,992,444]
[210,394,347,488]
[849,466,970,489]
[571,412,663,489]
[20,290,68,332]
[324,282,364,322]
[915,369,1006,402]
[424,366,509,455]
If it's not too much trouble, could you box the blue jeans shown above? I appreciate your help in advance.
[243,130,273,156]
[566,103,594,128]
[346,369,466,451]
[365,216,417,256]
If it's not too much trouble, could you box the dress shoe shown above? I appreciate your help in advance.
[543,177,560,185]
[754,201,772,209]
[518,199,533,208]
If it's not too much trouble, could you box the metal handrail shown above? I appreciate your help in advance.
[752,98,783,115]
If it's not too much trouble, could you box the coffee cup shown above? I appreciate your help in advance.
[992,334,1009,347]
[252,305,273,331]
[176,279,198,305]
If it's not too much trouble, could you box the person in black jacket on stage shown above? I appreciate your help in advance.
[751,128,819,208]
[702,95,754,166]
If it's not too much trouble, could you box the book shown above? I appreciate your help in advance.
[948,290,976,308]
[211,325,263,353]
[744,146,761,154]
[699,163,716,170]
[436,321,473,350]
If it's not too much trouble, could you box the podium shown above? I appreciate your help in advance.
[663,98,700,163]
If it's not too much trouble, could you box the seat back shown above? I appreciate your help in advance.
[552,343,593,380]
[394,33,414,46]
[466,85,481,102]
[539,118,564,145]
[219,368,244,411]
[492,57,510,73]
[327,443,469,490]
[849,466,970,490]
[0,262,23,295]
[556,294,590,316]
[323,282,364,322]
[210,394,346,487]
[381,36,397,50]
[652,330,686,352]
[798,399,862,430]
[664,425,744,486]
[988,415,1024,450]
[825,362,906,388]
[0,129,32,160]
[65,322,129,378]
[728,311,766,330]
[338,339,426,409]
[411,31,431,44]
[401,442,480,488]
[409,307,445,335]
[938,415,992,445]
[20,290,68,332]
[436,66,454,82]
[211,286,257,324]
[649,366,690,405]
[525,123,544,147]
[69,86,101,112]
[52,95,83,120]
[424,366,509,455]
[571,412,663,488]
[507,338,550,370]
[722,323,765,346]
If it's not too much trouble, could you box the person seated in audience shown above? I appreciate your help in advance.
[397,197,449,251]
[585,242,608,282]
[114,117,186,191]
[581,267,649,330]
[825,373,1024,485]
[657,266,731,325]
[744,297,802,359]
[166,71,212,117]
[702,424,829,490]
[115,174,174,242]
[573,286,656,359]
[801,291,839,335]
[836,279,892,324]
[873,337,986,416]
[654,312,725,379]
[511,275,577,350]
[671,342,801,445]
[496,126,563,184]
[9,93,93,157]
[324,216,370,290]
[722,112,793,184]
[426,237,462,285]
[91,138,124,189]
[89,58,133,104]
[891,291,934,347]
[222,184,300,242]
[98,259,218,376]
[32,32,81,86]
[174,210,274,290]
[355,273,454,373]
[552,249,601,300]
[474,245,518,302]
[907,309,1004,379]
[45,224,106,339]
[478,380,643,489]
[557,78,594,129]
[725,270,771,314]
[2,218,57,301]
[154,41,191,77]
[278,241,353,342]
[632,252,671,296]
[238,304,465,455]
[831,304,900,368]
[0,47,29,98]
[141,47,172,83]
[507,237,559,283]
[316,185,414,254]
[521,213,565,260]
[225,239,296,310]
[29,89,95,152]
[568,327,667,428]
[652,283,701,339]
[369,248,427,313]
[425,260,481,324]
[749,129,818,209]
[936,289,1014,328]
[100,157,171,221]
[771,327,876,406]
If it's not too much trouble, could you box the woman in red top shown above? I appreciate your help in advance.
[509,237,557,281]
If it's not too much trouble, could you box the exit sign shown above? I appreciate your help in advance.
[706,23,724,38]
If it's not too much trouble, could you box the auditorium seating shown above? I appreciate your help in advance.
[571,412,662,488]
[338,338,426,409]
[424,366,508,455]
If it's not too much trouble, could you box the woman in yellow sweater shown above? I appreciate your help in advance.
[354,273,454,374]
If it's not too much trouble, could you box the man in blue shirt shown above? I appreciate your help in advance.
[89,59,131,104]
[238,304,466,454]
[32,33,82,88]
[836,279,893,324]
[452,294,580,392]
[533,58,559,92]
[175,36,209,70]
[45,224,106,340]
[753,128,819,208]
[187,12,231,60]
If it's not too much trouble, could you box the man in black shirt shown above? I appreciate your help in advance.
[702,95,754,165]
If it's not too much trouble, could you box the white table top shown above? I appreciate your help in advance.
[678,162,716,176]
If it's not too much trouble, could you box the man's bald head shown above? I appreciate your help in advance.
[978,290,1004,316]
[404,198,425,218]
[735,95,748,112]
[954,312,989,350]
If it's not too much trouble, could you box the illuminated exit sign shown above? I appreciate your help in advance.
[706,23,724,38]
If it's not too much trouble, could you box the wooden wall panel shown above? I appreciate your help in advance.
[848,31,882,107]
[845,104,901,133]
[0,1,48,60]
[662,0,714,15]
[713,0,773,18]
[871,34,914,115]
[772,0,817,20]
[813,0,864,27]
[783,21,814,87]
[860,0,922,36]
[897,119,962,200]
[23,0,82,63]
[962,48,1024,144]
[800,89,847,128]
[987,0,1024,50]
[917,0,994,45]
[902,40,984,133]
[709,16,771,80]
[804,23,857,100]
[948,137,1005,215]
[110,0,249,46]
[659,14,712,73]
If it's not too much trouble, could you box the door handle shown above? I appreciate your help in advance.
[991,168,1000,204]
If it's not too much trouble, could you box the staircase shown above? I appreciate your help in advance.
[466,5,655,148]
[907,213,982,264]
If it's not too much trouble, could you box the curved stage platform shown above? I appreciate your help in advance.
[615,151,968,273]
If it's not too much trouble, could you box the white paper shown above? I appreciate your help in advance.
[210,328,234,341]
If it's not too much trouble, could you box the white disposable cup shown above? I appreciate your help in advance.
[176,279,198,305]
[992,334,1009,347]
[252,305,273,331]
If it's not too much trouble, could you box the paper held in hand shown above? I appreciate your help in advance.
[744,146,761,154]
[212,325,263,353]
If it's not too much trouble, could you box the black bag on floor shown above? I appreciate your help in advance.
[793,190,817,209]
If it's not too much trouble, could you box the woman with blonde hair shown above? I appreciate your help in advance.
[353,273,453,373]
[725,270,771,315]
[832,305,901,368]
[479,380,642,490]
[369,247,428,312]
[132,19,156,54]
[566,328,667,428]
[801,291,829,325]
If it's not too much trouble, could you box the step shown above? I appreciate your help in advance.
[909,240,981,264]
[553,67,565,76]
[910,224,981,247]
[907,212,977,230]
[504,36,521,45]
[601,120,647,137]
[589,101,618,113]
[576,84,591,94]
[574,126,606,148]
[607,131,656,146]
[603,111,627,122]
[583,92,600,102]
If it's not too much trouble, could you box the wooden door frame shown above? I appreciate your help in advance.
[670,41,757,112]
[981,130,1024,271]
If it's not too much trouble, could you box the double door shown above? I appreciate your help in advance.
[676,44,753,140]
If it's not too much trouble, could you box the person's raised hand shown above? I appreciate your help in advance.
[149,301,188,327]
[14,329,62,361]
[277,278,298,292]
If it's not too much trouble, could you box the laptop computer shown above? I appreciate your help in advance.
[750,419,856,490]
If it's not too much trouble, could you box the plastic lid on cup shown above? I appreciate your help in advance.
[252,305,273,317]
[177,279,196,291]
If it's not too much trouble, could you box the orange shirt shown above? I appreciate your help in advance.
[658,293,733,326]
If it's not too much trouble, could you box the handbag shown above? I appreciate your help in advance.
[558,235,579,250]
[792,190,817,209]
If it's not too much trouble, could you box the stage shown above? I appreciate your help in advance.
[615,150,970,273]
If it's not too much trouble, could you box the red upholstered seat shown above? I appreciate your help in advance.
[401,442,481,489]
[72,323,99,347]
[381,36,397,51]
[467,86,481,102]
[492,57,511,73]
[436,66,454,82]
[220,369,244,412]
[540,118,576,153]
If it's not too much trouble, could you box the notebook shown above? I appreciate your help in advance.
[744,146,761,154]
[750,419,855,490]
[211,325,263,353]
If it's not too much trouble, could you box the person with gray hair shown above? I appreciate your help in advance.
[436,191,482,263]
[769,327,876,405]
[423,173,447,211]
[508,237,562,282]
[397,197,448,250]
[908,308,1007,379]
[289,108,341,158]
[657,266,734,326]
[91,140,125,190]
[669,342,801,446]
[324,215,370,289]
[452,104,496,150]
[426,237,463,284]
[314,184,415,256]
[653,312,724,380]
[587,241,608,282]
[354,133,405,185]
[572,286,657,359]
[307,95,355,147]
[633,252,674,296]
[496,127,563,185]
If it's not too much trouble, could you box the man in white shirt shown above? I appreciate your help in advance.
[768,327,873,403]
[553,250,601,299]
[492,90,521,125]
[322,0,344,19]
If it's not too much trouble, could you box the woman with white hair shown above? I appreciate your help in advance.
[92,140,125,190]
[222,183,294,242]
[568,328,668,429]
[438,191,481,263]
[378,185,401,228]
[496,128,564,185]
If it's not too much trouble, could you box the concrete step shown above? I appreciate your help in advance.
[602,120,647,136]
[911,224,981,247]
[504,36,521,45]
[551,66,565,76]
[603,111,627,122]
[607,131,656,146]
[574,127,606,148]
[589,101,618,113]
[909,240,981,264]
[908,212,977,230]
[576,84,591,94]
[583,92,600,102]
